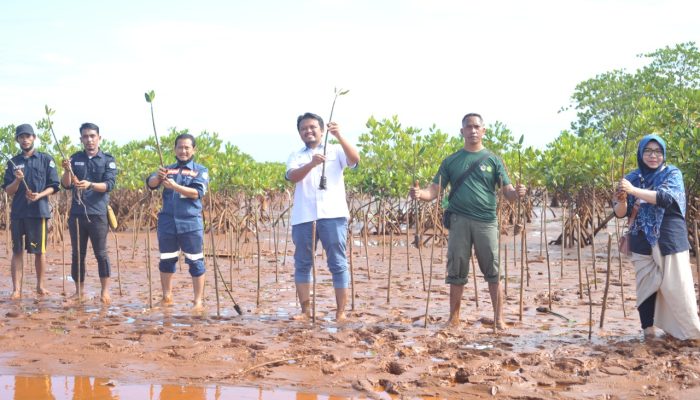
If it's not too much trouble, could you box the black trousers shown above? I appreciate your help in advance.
[68,214,111,282]
[638,292,657,329]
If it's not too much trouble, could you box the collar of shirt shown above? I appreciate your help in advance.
[168,159,196,170]
[83,149,105,159]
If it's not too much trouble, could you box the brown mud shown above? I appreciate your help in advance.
[1,207,700,399]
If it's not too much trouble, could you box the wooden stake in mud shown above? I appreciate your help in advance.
[61,213,66,295]
[540,193,545,258]
[111,229,123,296]
[518,218,525,321]
[575,215,583,299]
[76,218,81,302]
[543,192,552,310]
[424,177,441,328]
[348,227,355,311]
[504,242,509,297]
[615,217,627,317]
[207,195,221,317]
[363,208,371,280]
[311,221,317,325]
[600,233,613,328]
[387,228,393,304]
[471,254,479,309]
[585,262,593,340]
[591,189,598,290]
[694,221,700,304]
[406,213,410,273]
[145,217,153,309]
[561,205,566,277]
[254,207,262,307]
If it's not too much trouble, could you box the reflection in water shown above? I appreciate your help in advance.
[0,375,409,400]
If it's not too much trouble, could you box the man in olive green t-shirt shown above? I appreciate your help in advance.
[410,113,526,329]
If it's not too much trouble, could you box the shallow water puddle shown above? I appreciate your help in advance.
[0,375,388,400]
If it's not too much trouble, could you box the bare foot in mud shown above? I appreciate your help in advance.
[336,312,347,323]
[191,300,204,311]
[67,292,86,302]
[496,320,508,330]
[292,312,311,321]
[444,317,462,329]
[158,295,174,307]
[37,287,51,297]
[100,291,111,305]
[10,291,21,300]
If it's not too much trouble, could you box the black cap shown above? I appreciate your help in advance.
[15,124,35,137]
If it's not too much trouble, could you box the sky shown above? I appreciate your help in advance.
[1,0,698,162]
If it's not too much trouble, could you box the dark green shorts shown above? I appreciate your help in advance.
[445,213,500,285]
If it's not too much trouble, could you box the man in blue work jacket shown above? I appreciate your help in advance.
[61,122,118,304]
[146,133,209,309]
[2,124,60,299]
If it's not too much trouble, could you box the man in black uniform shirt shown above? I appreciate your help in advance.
[61,123,117,304]
[2,124,60,299]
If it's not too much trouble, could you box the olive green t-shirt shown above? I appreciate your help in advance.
[433,148,511,222]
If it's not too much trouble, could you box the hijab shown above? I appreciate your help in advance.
[625,134,686,246]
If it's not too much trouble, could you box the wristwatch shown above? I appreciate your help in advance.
[88,182,94,190]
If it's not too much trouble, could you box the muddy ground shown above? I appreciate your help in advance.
[1,209,700,399]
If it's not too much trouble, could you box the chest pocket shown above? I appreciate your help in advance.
[72,162,88,180]
[90,163,105,181]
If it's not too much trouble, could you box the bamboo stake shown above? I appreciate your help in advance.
[524,216,530,287]
[615,217,627,317]
[145,216,152,309]
[591,189,598,290]
[406,212,410,273]
[20,237,25,299]
[112,229,123,296]
[416,203,426,291]
[518,217,525,321]
[504,242,509,297]
[363,208,371,280]
[561,205,566,277]
[387,229,393,304]
[471,253,479,309]
[207,195,221,317]
[576,215,583,299]
[283,198,291,267]
[131,207,139,259]
[348,227,355,311]
[600,233,613,328]
[540,193,545,258]
[61,213,66,295]
[255,206,262,307]
[273,207,280,283]
[585,261,593,340]
[380,199,386,262]
[543,192,552,310]
[76,218,81,302]
[424,177,441,328]
[694,221,699,305]
[311,221,317,325]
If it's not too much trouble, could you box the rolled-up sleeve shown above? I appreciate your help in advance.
[103,157,118,192]
[191,167,209,198]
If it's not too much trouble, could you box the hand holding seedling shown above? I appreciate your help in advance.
[309,153,326,167]
[409,180,421,201]
[25,190,40,202]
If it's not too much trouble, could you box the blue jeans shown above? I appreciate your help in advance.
[292,217,349,288]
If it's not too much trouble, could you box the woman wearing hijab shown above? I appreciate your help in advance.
[614,134,700,340]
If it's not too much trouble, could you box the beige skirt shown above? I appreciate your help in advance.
[631,245,700,340]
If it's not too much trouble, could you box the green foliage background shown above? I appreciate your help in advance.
[1,42,698,213]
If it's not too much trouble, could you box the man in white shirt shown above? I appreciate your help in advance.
[286,112,360,321]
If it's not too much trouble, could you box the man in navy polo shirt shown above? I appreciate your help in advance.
[2,123,60,299]
[61,122,117,304]
[146,133,209,310]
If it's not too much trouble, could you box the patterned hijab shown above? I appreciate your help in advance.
[625,134,686,246]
